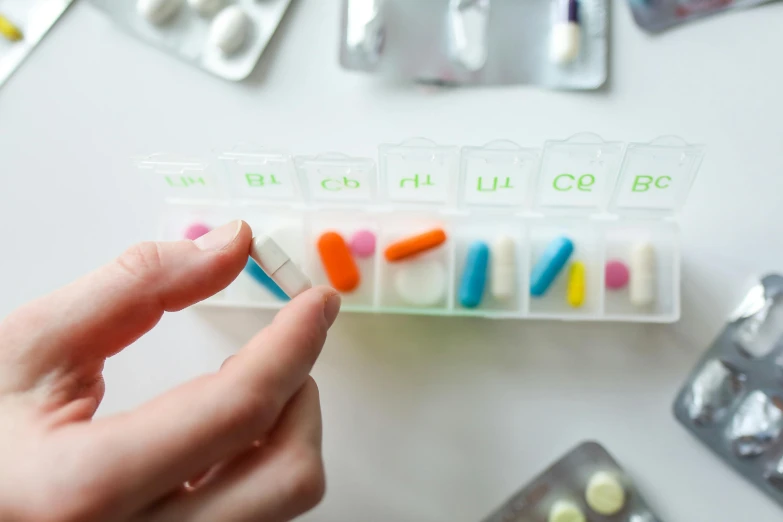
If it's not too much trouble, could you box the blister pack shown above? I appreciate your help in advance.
[339,0,609,90]
[674,274,783,507]
[0,0,73,88]
[138,134,704,322]
[481,441,662,522]
[88,0,292,81]
[628,0,773,33]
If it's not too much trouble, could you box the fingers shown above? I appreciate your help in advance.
[147,379,325,522]
[75,287,339,510]
[0,221,251,390]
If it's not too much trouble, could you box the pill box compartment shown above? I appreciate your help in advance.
[451,218,527,316]
[602,222,679,322]
[528,221,602,318]
[377,215,453,313]
[306,211,377,309]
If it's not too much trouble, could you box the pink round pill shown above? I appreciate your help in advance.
[185,223,211,241]
[349,229,376,258]
[605,260,630,290]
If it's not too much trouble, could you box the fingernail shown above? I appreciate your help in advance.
[194,220,241,251]
[324,292,341,327]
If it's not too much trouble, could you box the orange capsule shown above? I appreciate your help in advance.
[317,232,360,292]
[384,228,447,262]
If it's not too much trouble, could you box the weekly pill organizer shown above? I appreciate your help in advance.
[139,133,704,322]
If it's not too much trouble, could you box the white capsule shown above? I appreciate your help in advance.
[629,242,656,307]
[188,0,224,17]
[491,235,516,300]
[209,6,251,55]
[250,236,312,299]
[550,22,580,64]
[137,0,182,25]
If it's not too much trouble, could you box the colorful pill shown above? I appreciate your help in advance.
[317,232,360,293]
[394,259,447,307]
[350,229,376,258]
[605,259,629,290]
[244,258,290,301]
[250,236,312,299]
[530,236,574,297]
[629,242,655,306]
[384,228,447,262]
[184,223,211,240]
[566,261,586,308]
[491,236,516,300]
[459,241,490,308]
[0,15,24,42]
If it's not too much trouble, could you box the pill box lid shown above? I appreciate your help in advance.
[456,140,539,212]
[531,133,625,216]
[218,144,302,205]
[136,153,224,204]
[607,136,704,218]
[294,152,377,208]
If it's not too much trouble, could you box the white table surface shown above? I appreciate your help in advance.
[2,1,783,520]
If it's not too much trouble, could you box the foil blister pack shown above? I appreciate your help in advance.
[674,274,783,506]
[339,0,608,90]
[628,0,774,33]
[88,0,292,81]
[481,441,662,522]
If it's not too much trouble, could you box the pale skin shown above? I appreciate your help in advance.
[0,220,340,522]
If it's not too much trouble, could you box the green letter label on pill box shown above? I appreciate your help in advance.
[461,150,535,207]
[245,173,283,187]
[320,176,361,191]
[303,162,373,202]
[165,175,207,188]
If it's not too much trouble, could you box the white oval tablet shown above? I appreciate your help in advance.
[137,0,182,25]
[394,259,446,307]
[548,500,585,522]
[188,0,224,17]
[585,471,625,515]
[209,6,251,55]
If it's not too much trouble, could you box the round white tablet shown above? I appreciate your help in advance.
[585,471,626,515]
[188,0,224,17]
[394,259,446,307]
[137,0,182,25]
[548,500,586,522]
[209,6,251,55]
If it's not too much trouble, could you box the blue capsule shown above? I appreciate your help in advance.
[530,236,574,297]
[459,241,490,308]
[244,258,290,301]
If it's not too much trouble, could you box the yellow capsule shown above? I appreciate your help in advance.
[566,261,585,308]
[0,14,23,42]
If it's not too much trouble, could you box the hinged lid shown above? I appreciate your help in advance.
[378,138,459,207]
[219,144,300,204]
[295,152,377,206]
[457,140,539,212]
[608,136,705,218]
[136,153,222,203]
[533,133,624,216]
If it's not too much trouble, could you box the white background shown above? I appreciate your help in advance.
[2,1,783,520]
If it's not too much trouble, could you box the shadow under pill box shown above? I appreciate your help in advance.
[142,133,704,322]
[674,274,783,508]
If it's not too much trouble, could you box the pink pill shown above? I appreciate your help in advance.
[185,223,211,241]
[605,259,630,290]
[349,230,376,258]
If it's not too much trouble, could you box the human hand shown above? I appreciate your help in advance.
[0,221,340,522]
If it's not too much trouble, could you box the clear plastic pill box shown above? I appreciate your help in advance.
[139,133,704,322]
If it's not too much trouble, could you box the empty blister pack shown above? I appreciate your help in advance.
[88,0,292,81]
[339,0,608,89]
[481,441,662,522]
[138,134,704,322]
[628,0,774,33]
[674,274,783,507]
[0,0,74,88]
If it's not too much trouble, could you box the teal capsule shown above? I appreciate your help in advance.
[244,258,289,301]
[459,241,490,308]
[530,236,574,297]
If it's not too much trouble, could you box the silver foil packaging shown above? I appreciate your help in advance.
[339,0,609,90]
[481,441,662,522]
[628,0,774,33]
[674,274,783,507]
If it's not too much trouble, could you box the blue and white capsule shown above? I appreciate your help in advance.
[459,241,490,308]
[244,258,290,301]
[530,236,574,297]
